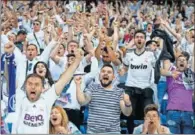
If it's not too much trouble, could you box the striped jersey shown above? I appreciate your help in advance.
[84,83,124,133]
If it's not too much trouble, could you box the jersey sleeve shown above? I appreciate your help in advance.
[43,84,59,108]
[123,53,130,67]
[59,57,66,67]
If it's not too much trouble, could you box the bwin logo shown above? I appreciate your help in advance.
[130,64,147,69]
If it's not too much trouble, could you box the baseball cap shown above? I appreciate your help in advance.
[17,29,27,35]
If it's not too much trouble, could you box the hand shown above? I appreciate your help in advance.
[157,125,169,134]
[118,67,126,76]
[142,118,149,134]
[74,49,84,60]
[74,75,82,85]
[160,18,169,26]
[171,70,180,79]
[123,93,131,106]
[4,42,15,54]
[55,126,68,134]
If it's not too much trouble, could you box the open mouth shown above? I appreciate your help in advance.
[30,91,36,96]
[58,51,61,54]
[103,76,109,81]
[149,121,154,124]
[138,41,142,44]
[52,117,58,122]
[39,70,43,74]
[180,63,184,67]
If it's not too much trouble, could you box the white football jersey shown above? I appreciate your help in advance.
[12,85,58,134]
[123,49,156,89]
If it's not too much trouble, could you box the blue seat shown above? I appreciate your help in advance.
[120,119,128,134]
[80,106,88,134]
[121,127,128,134]
[134,120,144,127]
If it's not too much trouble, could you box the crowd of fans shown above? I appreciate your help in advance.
[1,0,195,134]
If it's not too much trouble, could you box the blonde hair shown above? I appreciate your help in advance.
[49,106,69,134]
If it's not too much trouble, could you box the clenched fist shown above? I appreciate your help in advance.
[123,93,131,106]
[4,42,15,54]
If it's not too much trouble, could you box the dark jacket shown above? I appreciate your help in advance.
[151,29,175,84]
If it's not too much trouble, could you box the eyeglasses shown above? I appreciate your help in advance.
[33,23,40,26]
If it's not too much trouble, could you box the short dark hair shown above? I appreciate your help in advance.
[27,44,38,51]
[67,53,75,58]
[33,20,41,25]
[181,51,190,61]
[144,104,159,116]
[146,23,153,27]
[67,40,79,48]
[177,51,190,61]
[101,64,114,73]
[134,29,146,39]
[121,17,129,24]
[21,73,44,90]
[145,40,158,47]
[17,29,27,36]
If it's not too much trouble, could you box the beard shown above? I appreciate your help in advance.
[100,80,113,87]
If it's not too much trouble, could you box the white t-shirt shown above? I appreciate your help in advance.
[49,57,67,81]
[1,34,9,54]
[55,57,98,110]
[123,49,156,89]
[59,56,89,73]
[12,85,59,134]
[14,40,56,88]
[27,30,45,53]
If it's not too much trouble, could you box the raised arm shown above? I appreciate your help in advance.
[160,59,180,79]
[39,40,57,63]
[112,21,119,51]
[50,43,62,64]
[95,38,103,60]
[160,59,172,76]
[84,54,99,85]
[120,93,132,116]
[55,49,83,96]
[75,75,91,106]
[160,18,182,42]
[107,46,121,66]
[4,42,25,65]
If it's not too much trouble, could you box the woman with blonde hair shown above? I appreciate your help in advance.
[49,106,81,134]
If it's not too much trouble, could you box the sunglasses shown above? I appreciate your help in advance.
[33,23,40,26]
